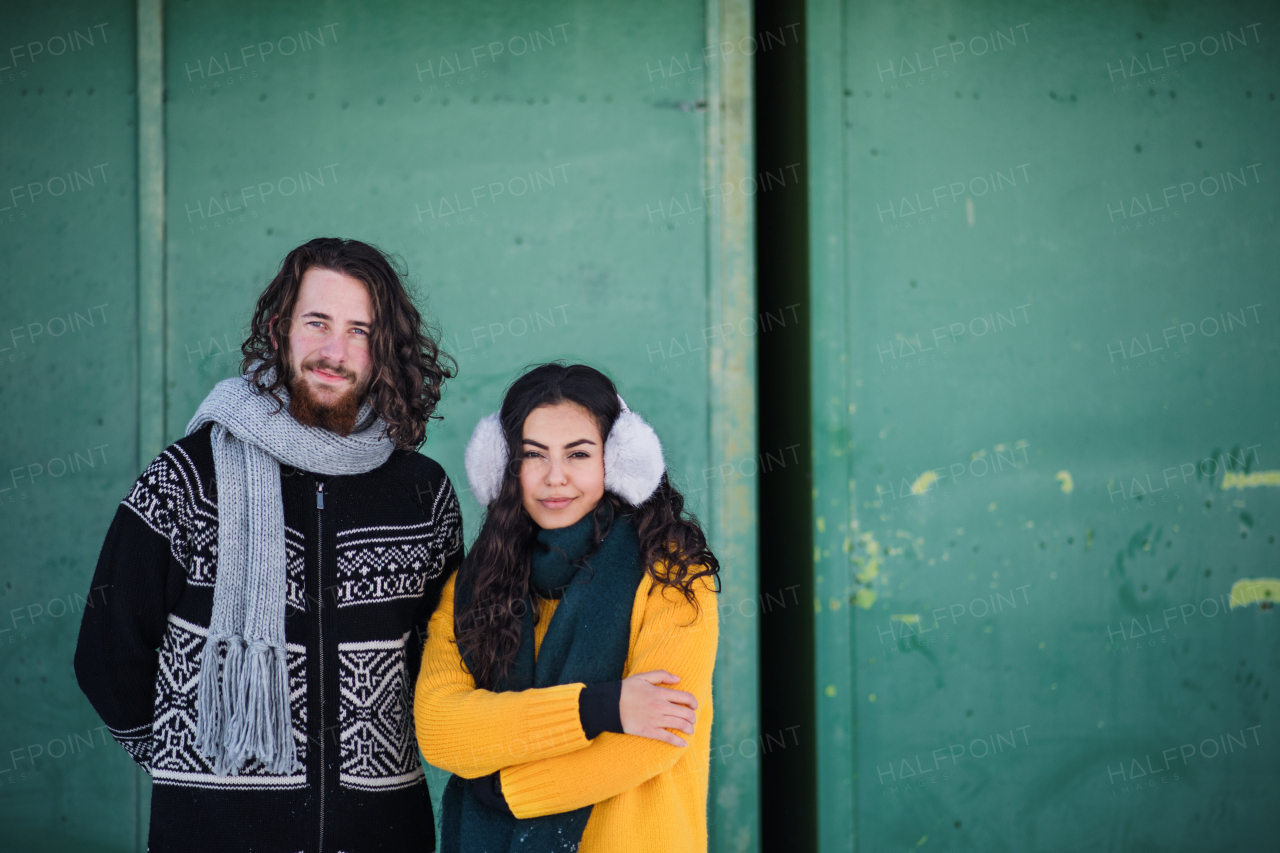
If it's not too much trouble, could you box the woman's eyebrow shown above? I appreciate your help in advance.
[522,438,597,449]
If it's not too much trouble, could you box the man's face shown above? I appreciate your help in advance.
[278,267,374,433]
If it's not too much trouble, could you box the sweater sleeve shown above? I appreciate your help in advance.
[74,455,189,771]
[407,475,464,684]
[498,574,719,818]
[413,573,592,778]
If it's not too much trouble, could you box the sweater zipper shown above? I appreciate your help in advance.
[316,480,327,853]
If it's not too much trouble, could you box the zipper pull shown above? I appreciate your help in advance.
[316,482,325,509]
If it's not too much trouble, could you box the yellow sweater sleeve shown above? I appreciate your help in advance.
[499,574,719,818]
[413,573,591,778]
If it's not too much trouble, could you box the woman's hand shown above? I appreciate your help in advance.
[619,670,698,747]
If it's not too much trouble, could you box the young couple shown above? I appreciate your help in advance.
[74,237,720,852]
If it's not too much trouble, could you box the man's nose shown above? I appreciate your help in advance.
[317,331,347,362]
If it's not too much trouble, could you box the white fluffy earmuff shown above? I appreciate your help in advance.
[463,395,665,507]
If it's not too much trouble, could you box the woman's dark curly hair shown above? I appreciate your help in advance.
[240,237,456,451]
[455,363,720,690]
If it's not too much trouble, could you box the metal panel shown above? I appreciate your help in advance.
[0,0,758,850]
[810,0,1279,849]
[705,1,761,850]
[805,0,856,849]
[0,2,143,851]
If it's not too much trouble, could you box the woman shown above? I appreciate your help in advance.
[414,363,720,852]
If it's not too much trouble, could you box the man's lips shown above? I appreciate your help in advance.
[310,367,351,383]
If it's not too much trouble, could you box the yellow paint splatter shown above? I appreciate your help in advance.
[868,693,877,702]
[860,532,881,556]
[988,502,997,511]
[910,470,937,495]
[1055,470,1074,493]
[855,560,879,584]
[816,516,826,533]
[916,836,928,847]
[1222,470,1280,490]
[829,598,842,611]
[891,613,920,624]
[855,588,878,609]
[1229,578,1280,608]
[824,684,837,697]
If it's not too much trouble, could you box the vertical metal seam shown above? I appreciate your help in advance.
[135,1,166,848]
[137,0,166,475]
[707,0,760,850]
[806,0,854,849]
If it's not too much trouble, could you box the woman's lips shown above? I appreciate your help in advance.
[540,497,574,509]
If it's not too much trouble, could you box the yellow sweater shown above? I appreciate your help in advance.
[414,567,718,853]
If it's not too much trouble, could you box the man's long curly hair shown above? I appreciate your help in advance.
[454,363,721,690]
[240,237,456,451]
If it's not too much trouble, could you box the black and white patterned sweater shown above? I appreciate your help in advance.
[74,423,463,853]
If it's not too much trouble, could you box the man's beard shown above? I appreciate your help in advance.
[287,358,367,436]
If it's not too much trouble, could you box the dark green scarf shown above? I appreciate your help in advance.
[442,506,645,853]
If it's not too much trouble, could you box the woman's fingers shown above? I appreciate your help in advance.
[658,702,696,725]
[636,669,680,685]
[620,671,701,744]
[662,714,696,735]
[661,688,698,710]
[648,727,689,748]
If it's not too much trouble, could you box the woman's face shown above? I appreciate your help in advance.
[519,401,606,529]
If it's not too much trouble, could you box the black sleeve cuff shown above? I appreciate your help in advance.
[470,772,512,815]
[578,680,624,739]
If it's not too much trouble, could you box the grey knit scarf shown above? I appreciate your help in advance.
[185,370,394,775]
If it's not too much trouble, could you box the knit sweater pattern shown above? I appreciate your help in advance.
[74,423,463,853]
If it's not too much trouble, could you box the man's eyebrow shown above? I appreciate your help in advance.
[300,311,370,328]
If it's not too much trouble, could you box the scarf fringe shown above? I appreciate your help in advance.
[194,634,298,775]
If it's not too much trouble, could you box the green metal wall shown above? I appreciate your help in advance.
[0,2,142,850]
[808,0,1278,849]
[0,1,759,850]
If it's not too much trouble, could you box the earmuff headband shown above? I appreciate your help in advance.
[464,395,665,507]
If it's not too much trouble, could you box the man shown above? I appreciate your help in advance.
[75,237,463,852]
